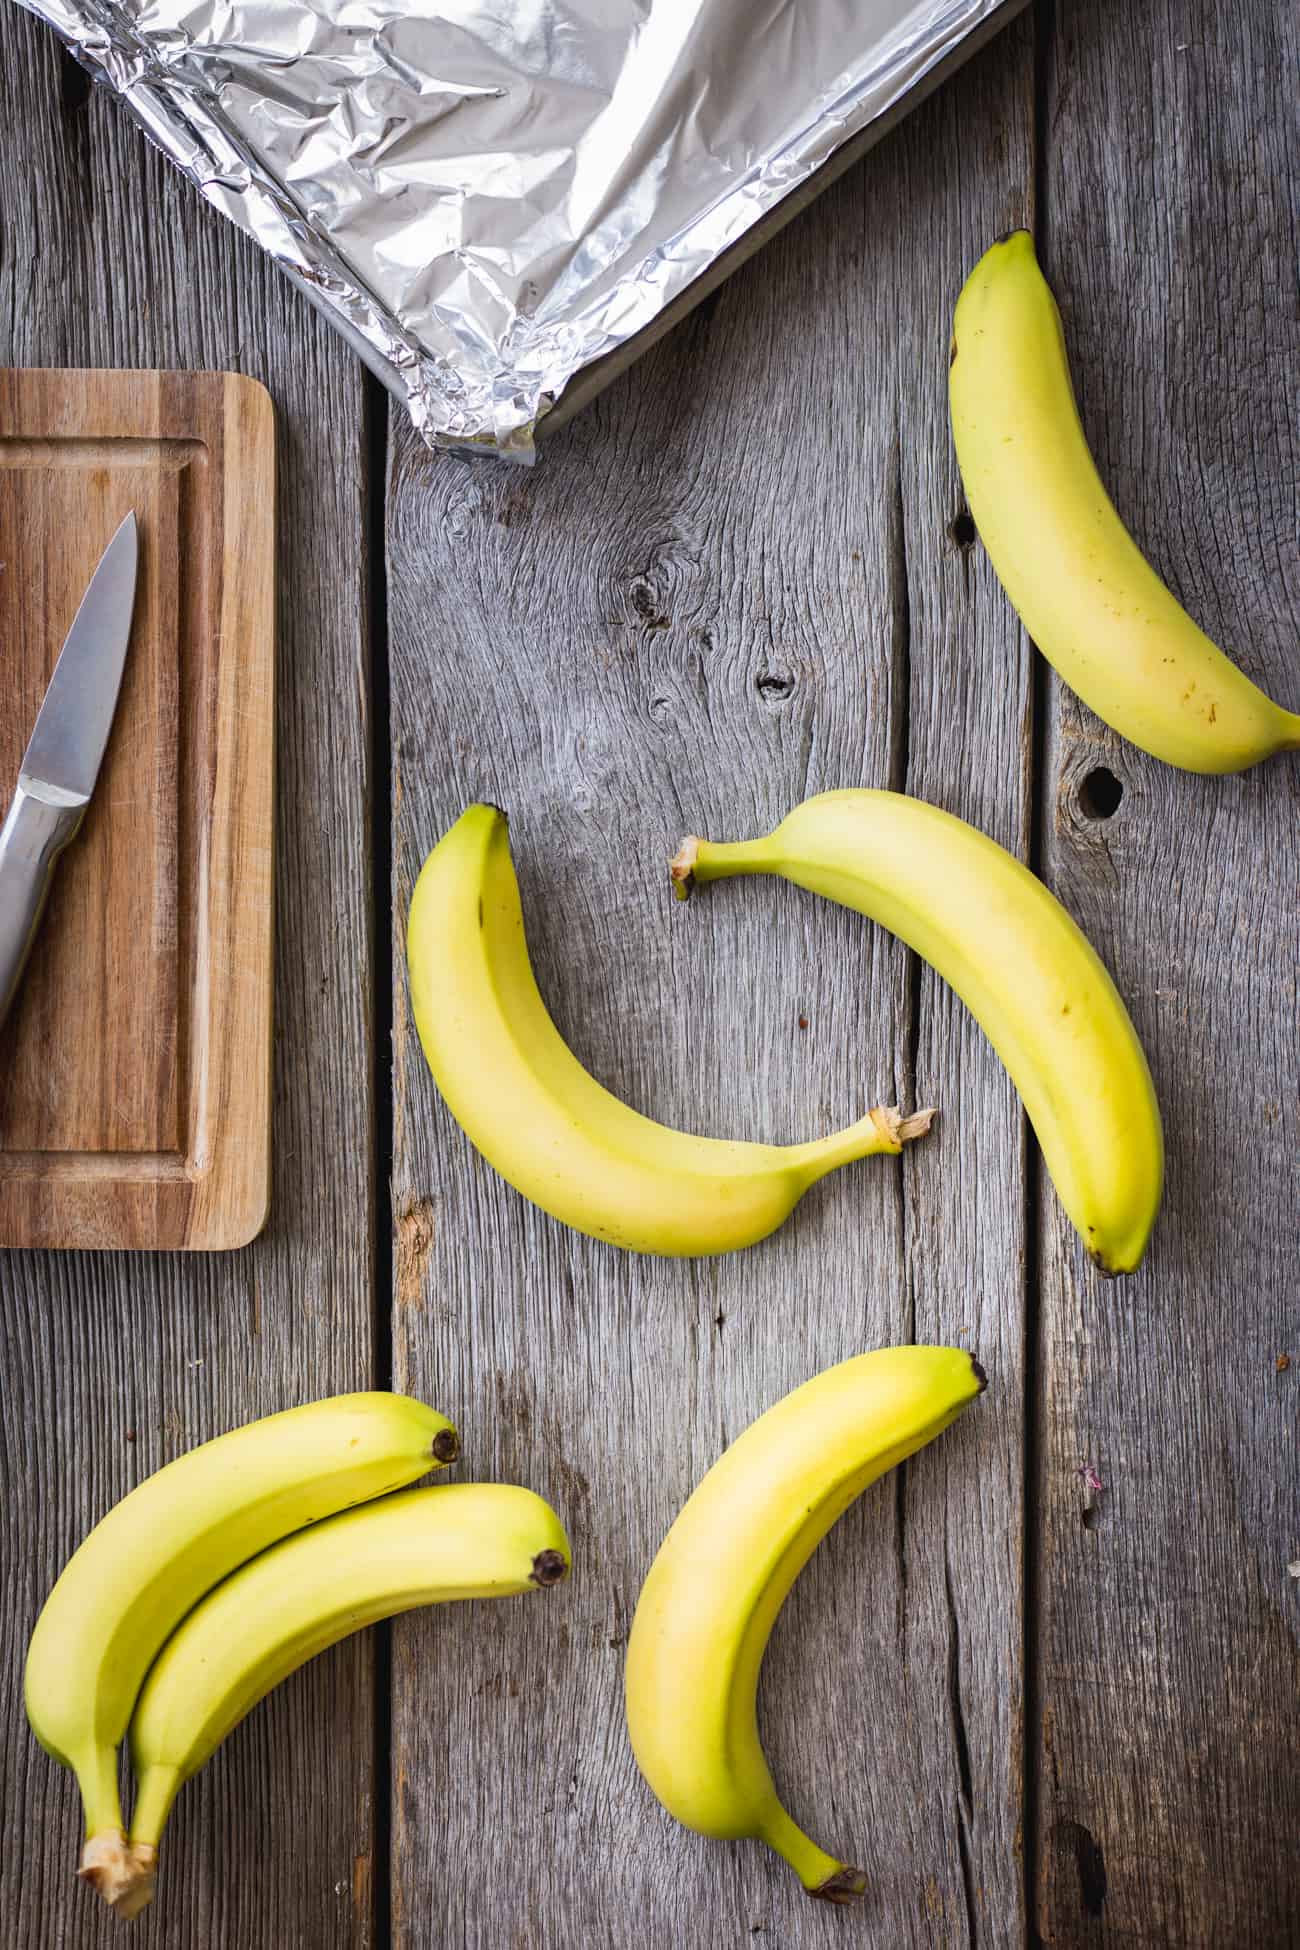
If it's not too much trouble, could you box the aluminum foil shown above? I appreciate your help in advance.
[24,0,1012,458]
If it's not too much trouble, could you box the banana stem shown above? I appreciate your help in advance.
[78,1833,157,1918]
[789,1105,935,1182]
[76,1742,125,1846]
[758,1801,866,1902]
[129,1764,182,1852]
[670,835,773,899]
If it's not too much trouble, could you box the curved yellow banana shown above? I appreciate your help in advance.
[406,804,933,1256]
[118,1484,570,1919]
[626,1345,986,1899]
[672,788,1163,1273]
[951,230,1300,772]
[24,1393,457,1906]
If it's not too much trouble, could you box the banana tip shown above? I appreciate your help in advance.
[970,1355,989,1394]
[669,836,700,899]
[811,1865,867,1905]
[530,1548,569,1587]
[869,1105,936,1150]
[431,1427,461,1464]
[79,1834,157,1920]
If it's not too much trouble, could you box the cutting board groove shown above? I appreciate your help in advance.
[0,369,274,1249]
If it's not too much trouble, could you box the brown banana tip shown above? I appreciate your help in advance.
[530,1548,569,1587]
[669,836,700,899]
[811,1866,867,1905]
[970,1356,989,1394]
[482,801,508,820]
[79,1836,158,1919]
[431,1428,460,1464]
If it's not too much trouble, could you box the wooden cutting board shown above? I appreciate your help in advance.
[0,370,275,1250]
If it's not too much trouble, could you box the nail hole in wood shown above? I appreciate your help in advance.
[1073,1826,1108,1917]
[1079,766,1123,820]
[948,508,977,550]
[1052,1819,1108,1920]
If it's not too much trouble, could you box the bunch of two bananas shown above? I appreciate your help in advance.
[26,1396,569,1918]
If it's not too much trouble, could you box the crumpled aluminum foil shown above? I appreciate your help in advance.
[24,0,1012,458]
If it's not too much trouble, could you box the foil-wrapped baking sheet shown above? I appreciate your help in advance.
[23,0,1018,458]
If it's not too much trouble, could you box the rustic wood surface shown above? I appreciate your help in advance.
[1032,1,1300,1944]
[0,368,276,1250]
[2,0,1297,1944]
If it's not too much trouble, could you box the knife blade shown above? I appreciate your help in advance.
[0,511,140,1029]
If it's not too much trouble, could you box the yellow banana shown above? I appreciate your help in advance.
[625,1345,986,1899]
[672,788,1163,1272]
[25,1393,457,1906]
[950,230,1300,772]
[119,1484,570,1918]
[406,804,933,1256]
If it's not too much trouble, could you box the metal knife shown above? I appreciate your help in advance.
[0,511,139,1030]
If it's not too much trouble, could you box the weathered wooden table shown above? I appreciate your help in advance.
[2,2,1297,1943]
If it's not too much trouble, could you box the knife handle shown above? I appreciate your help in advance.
[0,778,87,1030]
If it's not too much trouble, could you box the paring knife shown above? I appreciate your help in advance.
[0,511,139,1030]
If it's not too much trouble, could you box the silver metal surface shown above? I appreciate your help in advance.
[21,512,139,801]
[0,785,89,1028]
[21,0,1010,458]
[0,513,139,1029]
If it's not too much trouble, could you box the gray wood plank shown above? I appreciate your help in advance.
[1035,1,1300,1942]
[0,16,377,1947]
[387,24,1034,1947]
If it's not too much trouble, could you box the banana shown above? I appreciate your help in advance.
[406,804,933,1256]
[625,1345,986,1900]
[672,788,1163,1273]
[950,230,1300,772]
[117,1484,570,1919]
[25,1392,458,1906]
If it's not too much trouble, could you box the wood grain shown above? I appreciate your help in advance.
[0,13,376,1947]
[0,368,275,1250]
[386,22,1035,1947]
[1033,0,1300,1943]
